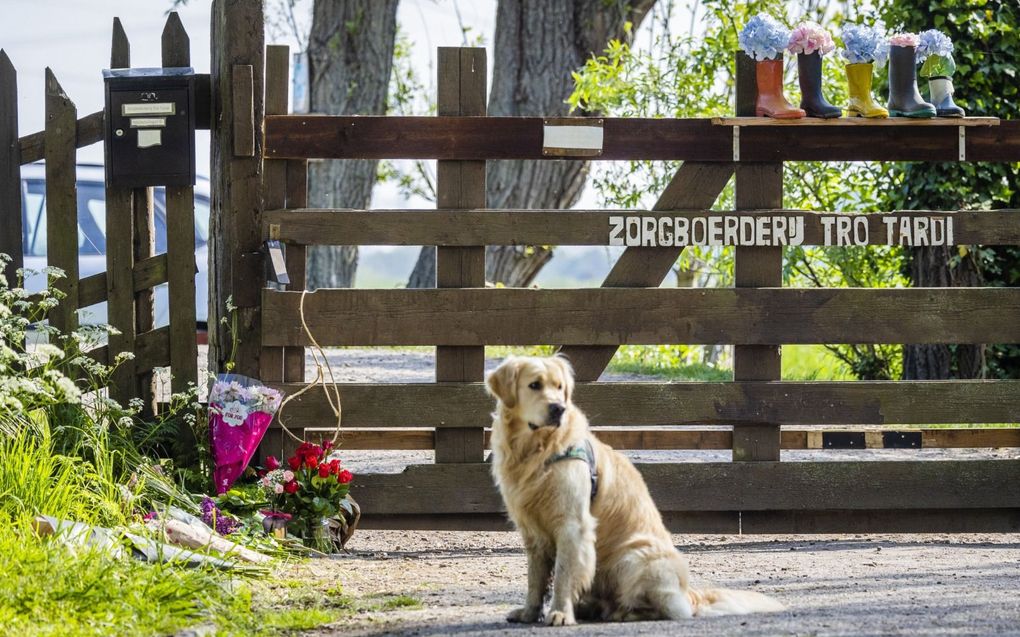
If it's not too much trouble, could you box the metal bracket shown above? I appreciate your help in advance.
[822,432,866,449]
[733,125,741,162]
[264,239,290,285]
[958,126,966,161]
[883,431,922,449]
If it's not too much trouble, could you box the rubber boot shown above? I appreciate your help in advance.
[797,52,841,118]
[928,77,965,117]
[845,63,889,118]
[886,45,936,118]
[755,57,805,119]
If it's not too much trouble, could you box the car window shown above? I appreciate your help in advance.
[21,176,210,257]
[22,180,46,256]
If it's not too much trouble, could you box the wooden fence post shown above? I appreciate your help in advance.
[209,0,265,378]
[260,43,290,459]
[732,51,782,462]
[434,47,487,464]
[105,18,146,405]
[161,12,199,396]
[0,50,22,278]
[44,68,79,335]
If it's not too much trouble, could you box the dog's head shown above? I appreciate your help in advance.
[486,355,575,430]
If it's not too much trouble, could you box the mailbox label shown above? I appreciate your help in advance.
[122,102,175,116]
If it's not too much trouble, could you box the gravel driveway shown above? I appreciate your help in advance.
[262,348,1020,636]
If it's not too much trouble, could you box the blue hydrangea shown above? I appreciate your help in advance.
[917,29,954,61]
[739,14,791,61]
[841,24,886,64]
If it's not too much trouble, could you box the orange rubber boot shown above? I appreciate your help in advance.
[755,58,806,119]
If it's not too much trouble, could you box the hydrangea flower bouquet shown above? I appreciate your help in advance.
[916,29,964,117]
[840,24,889,118]
[738,14,804,119]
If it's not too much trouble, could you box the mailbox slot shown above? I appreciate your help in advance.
[103,67,196,188]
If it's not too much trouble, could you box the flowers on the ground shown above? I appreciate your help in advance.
[917,29,956,77]
[258,441,354,548]
[841,24,887,64]
[787,22,835,56]
[200,496,240,535]
[739,14,790,61]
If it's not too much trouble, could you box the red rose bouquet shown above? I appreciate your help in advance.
[264,441,354,550]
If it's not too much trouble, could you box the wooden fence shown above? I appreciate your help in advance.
[0,14,200,409]
[228,39,1020,533]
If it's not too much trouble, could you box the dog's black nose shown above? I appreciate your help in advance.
[548,403,565,423]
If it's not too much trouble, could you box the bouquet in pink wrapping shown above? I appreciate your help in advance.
[209,374,283,494]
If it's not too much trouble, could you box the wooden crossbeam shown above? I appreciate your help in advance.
[268,380,1020,427]
[262,287,1020,347]
[261,208,1020,247]
[262,114,1020,162]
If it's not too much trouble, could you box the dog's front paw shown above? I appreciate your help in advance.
[507,606,542,623]
[546,610,576,626]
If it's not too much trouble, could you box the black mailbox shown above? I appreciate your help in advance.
[103,67,196,188]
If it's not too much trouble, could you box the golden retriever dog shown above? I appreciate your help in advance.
[486,355,784,626]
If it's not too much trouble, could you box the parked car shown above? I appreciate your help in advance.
[20,163,210,329]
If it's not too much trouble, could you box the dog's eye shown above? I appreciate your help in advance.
[528,381,541,390]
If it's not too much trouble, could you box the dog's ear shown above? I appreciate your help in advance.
[551,354,575,403]
[486,357,520,408]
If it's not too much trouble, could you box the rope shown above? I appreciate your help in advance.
[274,290,342,445]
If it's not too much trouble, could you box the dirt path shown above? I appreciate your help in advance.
[303,530,1020,637]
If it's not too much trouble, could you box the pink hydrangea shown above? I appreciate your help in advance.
[787,22,835,56]
[889,32,920,48]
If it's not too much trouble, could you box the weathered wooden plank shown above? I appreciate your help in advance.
[163,12,198,395]
[261,208,1020,247]
[262,287,1020,347]
[350,460,1020,514]
[209,0,265,378]
[282,160,307,384]
[18,111,105,165]
[44,69,79,334]
[134,325,171,372]
[133,186,156,412]
[0,50,22,276]
[733,162,783,461]
[263,115,1020,163]
[299,426,1020,451]
[259,44,291,460]
[103,17,138,404]
[560,162,735,381]
[715,116,1000,127]
[104,187,136,402]
[231,65,255,157]
[434,47,487,464]
[357,509,1019,534]
[76,254,170,308]
[269,381,1020,427]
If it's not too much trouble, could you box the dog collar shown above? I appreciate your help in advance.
[546,439,598,502]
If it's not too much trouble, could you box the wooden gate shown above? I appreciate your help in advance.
[214,28,1020,532]
[0,14,200,409]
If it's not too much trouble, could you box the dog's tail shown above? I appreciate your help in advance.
[688,587,785,617]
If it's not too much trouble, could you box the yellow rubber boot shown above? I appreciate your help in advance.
[845,63,889,118]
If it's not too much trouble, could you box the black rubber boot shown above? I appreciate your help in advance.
[886,45,936,118]
[928,77,966,117]
[797,52,841,118]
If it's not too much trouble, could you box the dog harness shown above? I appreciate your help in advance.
[546,439,598,502]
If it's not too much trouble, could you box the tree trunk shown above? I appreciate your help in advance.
[903,245,986,379]
[406,0,656,288]
[306,0,398,289]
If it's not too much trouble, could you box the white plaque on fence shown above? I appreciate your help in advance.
[543,118,604,157]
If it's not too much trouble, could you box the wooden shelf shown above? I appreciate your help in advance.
[712,116,1000,126]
